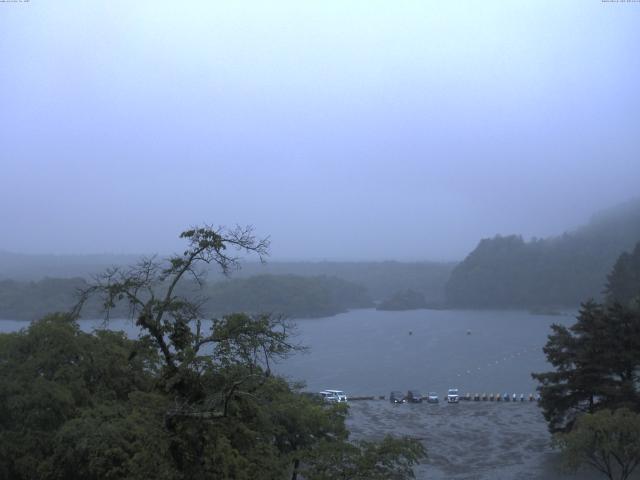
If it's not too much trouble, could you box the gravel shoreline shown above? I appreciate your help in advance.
[346,400,614,480]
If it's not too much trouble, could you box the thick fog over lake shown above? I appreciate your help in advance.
[1,1,639,260]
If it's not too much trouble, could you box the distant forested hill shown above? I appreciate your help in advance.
[0,278,105,321]
[445,198,640,308]
[0,274,372,321]
[376,289,428,311]
[231,261,455,303]
[0,251,455,304]
[203,274,372,318]
[0,252,141,280]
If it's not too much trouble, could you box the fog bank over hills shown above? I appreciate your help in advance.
[0,252,455,306]
[1,198,638,311]
[0,252,142,281]
[2,2,639,262]
[446,197,640,308]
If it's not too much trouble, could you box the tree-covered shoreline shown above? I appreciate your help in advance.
[446,198,640,309]
[0,274,372,322]
[0,225,425,479]
[376,289,428,311]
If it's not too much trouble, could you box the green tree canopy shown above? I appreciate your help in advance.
[532,301,640,432]
[0,225,427,479]
[0,313,170,480]
[605,242,640,309]
[445,199,640,308]
[555,408,640,480]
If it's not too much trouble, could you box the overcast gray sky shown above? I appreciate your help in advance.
[1,1,639,261]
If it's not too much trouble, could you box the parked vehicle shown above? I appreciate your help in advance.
[390,391,406,403]
[406,390,424,403]
[427,392,439,403]
[319,390,338,403]
[447,388,460,403]
[325,389,348,403]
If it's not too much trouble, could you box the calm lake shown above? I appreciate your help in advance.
[0,308,567,396]
[275,308,571,396]
[2,308,628,479]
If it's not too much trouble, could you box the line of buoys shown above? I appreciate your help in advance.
[458,393,539,402]
[347,393,541,402]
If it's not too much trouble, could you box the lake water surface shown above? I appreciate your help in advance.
[0,308,566,396]
[275,308,572,396]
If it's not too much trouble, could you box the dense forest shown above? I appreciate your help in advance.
[0,274,372,321]
[376,289,428,311]
[0,277,94,321]
[203,274,372,318]
[446,198,640,308]
[605,241,640,308]
[0,253,454,304]
[0,255,453,320]
[232,261,455,303]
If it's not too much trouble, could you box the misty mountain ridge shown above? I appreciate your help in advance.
[0,250,454,304]
[445,197,640,308]
[0,251,142,281]
[1,197,639,313]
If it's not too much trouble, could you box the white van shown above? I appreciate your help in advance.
[319,390,338,403]
[320,389,348,403]
[447,388,460,403]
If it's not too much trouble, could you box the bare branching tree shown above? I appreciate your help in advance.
[73,224,310,436]
[72,225,283,377]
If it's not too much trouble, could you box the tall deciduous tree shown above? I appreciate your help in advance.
[66,225,425,479]
[555,408,640,480]
[74,225,270,377]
